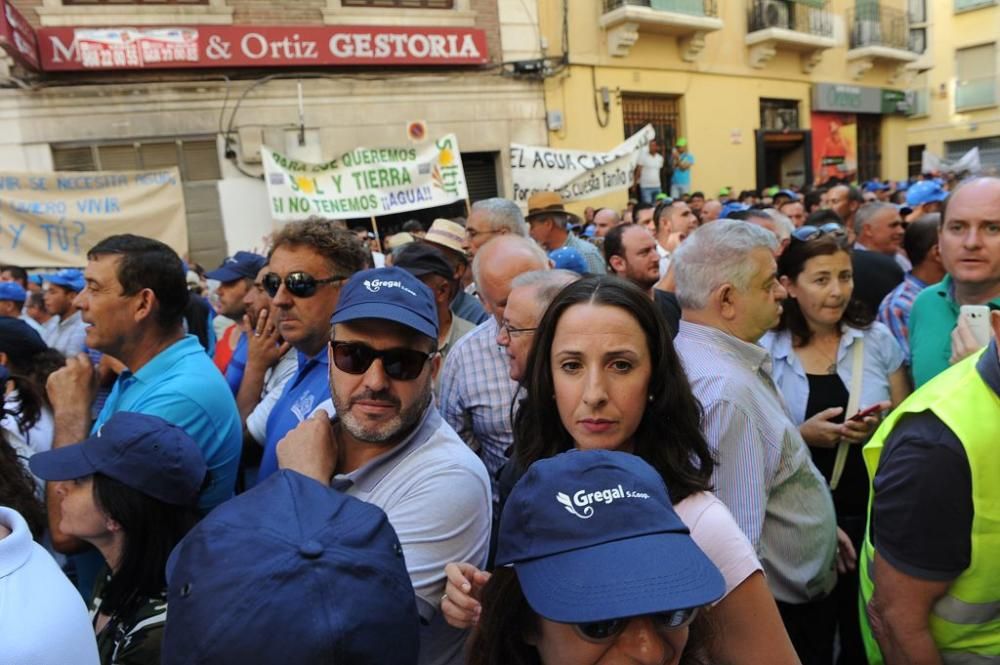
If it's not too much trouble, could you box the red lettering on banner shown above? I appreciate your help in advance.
[37,25,489,72]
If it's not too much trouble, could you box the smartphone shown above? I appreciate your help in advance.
[960,305,992,347]
[849,403,887,422]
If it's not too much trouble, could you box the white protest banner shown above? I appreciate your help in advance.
[510,124,656,205]
[262,135,468,221]
[0,168,188,268]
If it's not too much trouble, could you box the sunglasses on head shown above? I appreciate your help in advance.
[791,222,847,243]
[573,607,699,643]
[263,272,350,298]
[330,341,435,381]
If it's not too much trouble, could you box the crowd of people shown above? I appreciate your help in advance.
[0,171,998,665]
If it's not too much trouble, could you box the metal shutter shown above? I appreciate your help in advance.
[462,152,499,202]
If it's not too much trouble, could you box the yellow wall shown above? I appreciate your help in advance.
[904,2,1000,159]
[537,0,914,213]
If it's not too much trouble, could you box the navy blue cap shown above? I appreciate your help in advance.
[162,469,419,665]
[495,449,725,623]
[205,251,266,283]
[46,269,85,292]
[906,180,948,206]
[393,243,454,281]
[777,189,799,201]
[331,267,438,340]
[0,282,26,303]
[29,412,206,506]
[721,202,750,219]
[549,247,588,274]
[0,317,47,356]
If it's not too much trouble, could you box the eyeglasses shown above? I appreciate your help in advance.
[263,272,350,298]
[573,607,699,643]
[466,228,500,241]
[790,223,847,243]
[330,341,435,381]
[499,320,538,337]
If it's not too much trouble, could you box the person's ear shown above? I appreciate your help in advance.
[991,310,1000,346]
[131,288,157,323]
[429,351,442,381]
[0,351,8,367]
[717,283,739,320]
[609,255,626,275]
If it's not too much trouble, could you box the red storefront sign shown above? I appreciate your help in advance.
[0,0,40,71]
[37,25,489,71]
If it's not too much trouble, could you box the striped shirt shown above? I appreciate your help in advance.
[437,318,518,496]
[675,321,837,604]
[877,272,927,365]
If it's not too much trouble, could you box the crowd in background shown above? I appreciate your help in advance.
[0,169,998,665]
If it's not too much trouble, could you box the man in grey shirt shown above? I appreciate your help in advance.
[276,266,491,665]
[672,219,840,665]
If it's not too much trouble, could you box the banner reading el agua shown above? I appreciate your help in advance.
[510,124,656,205]
[0,168,188,268]
[262,136,468,222]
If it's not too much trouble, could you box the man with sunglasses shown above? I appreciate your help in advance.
[276,266,491,665]
[257,220,369,483]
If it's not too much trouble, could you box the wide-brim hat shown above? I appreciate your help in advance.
[525,191,580,224]
[423,219,468,256]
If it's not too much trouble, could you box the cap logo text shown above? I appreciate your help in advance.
[364,279,417,296]
[556,485,650,520]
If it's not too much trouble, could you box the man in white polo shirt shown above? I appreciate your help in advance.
[276,266,491,665]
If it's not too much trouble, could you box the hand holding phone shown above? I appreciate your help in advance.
[849,403,888,422]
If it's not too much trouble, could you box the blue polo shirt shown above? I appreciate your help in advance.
[223,333,248,395]
[94,335,242,512]
[258,349,331,482]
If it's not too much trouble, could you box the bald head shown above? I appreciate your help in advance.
[593,208,622,238]
[472,235,550,322]
[700,199,722,222]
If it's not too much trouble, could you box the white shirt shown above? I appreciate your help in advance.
[0,507,100,665]
[637,151,665,188]
[43,310,87,358]
[656,242,671,277]
[246,349,299,445]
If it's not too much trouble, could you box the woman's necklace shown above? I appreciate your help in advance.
[814,335,840,374]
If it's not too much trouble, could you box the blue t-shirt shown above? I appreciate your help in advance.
[94,335,242,512]
[671,152,694,186]
[224,333,248,396]
[258,349,331,482]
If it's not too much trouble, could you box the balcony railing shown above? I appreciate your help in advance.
[848,4,910,51]
[956,76,998,110]
[905,88,930,116]
[748,0,833,38]
[602,0,719,18]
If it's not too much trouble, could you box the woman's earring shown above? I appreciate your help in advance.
[648,394,654,403]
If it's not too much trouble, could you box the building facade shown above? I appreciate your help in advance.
[535,0,920,213]
[903,0,1000,176]
[0,0,546,267]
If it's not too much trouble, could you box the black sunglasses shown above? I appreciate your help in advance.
[791,222,847,243]
[263,272,350,298]
[330,341,435,381]
[573,607,699,643]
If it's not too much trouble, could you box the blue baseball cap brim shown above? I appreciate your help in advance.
[29,441,100,481]
[204,266,245,282]
[513,531,725,623]
[332,302,437,341]
[46,275,85,292]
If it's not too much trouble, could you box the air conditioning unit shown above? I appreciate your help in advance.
[762,0,790,29]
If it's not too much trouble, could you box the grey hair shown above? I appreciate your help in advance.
[854,202,897,237]
[470,198,528,237]
[511,269,579,309]
[471,235,549,286]
[673,220,779,310]
[762,209,794,241]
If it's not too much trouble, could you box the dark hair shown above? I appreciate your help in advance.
[689,191,705,201]
[92,474,199,615]
[633,202,654,218]
[2,348,65,430]
[775,235,874,345]
[602,223,637,270]
[904,213,940,267]
[847,185,865,205]
[513,277,713,504]
[652,199,680,233]
[0,435,46,541]
[726,209,771,223]
[467,568,712,665]
[804,189,824,212]
[88,234,189,330]
[0,265,28,288]
[805,209,843,227]
[402,219,424,234]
